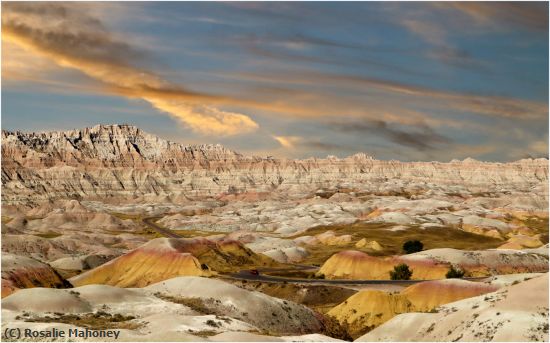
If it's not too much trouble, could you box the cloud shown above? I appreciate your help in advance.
[273,135,301,149]
[2,2,258,136]
[149,100,257,135]
[446,2,548,32]
[528,137,549,156]
[394,3,547,70]
[229,70,547,121]
[332,120,451,151]
[401,19,447,46]
[272,135,347,158]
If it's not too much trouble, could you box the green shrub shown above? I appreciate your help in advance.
[403,240,423,254]
[390,263,413,280]
[446,266,465,278]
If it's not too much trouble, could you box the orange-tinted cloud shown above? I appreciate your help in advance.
[2,2,258,135]
[229,70,548,121]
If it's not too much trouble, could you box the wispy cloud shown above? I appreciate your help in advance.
[446,2,548,32]
[228,70,547,121]
[332,120,452,151]
[401,19,447,46]
[273,135,301,149]
[2,2,258,136]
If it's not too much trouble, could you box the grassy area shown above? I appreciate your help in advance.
[228,280,356,313]
[153,292,239,331]
[170,229,222,238]
[33,232,63,239]
[145,216,222,238]
[291,222,505,265]
[21,311,141,330]
[153,293,214,314]
[111,212,219,239]
[110,212,144,221]
[224,279,353,340]
[522,216,549,243]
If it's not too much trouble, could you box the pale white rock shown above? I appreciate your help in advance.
[357,274,549,342]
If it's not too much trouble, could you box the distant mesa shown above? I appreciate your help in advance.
[2,124,548,205]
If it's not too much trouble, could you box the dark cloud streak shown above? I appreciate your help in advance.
[332,120,452,151]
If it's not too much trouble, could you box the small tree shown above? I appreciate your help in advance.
[403,240,423,254]
[446,265,465,278]
[390,263,413,280]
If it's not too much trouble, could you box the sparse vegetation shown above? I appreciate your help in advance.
[288,222,504,265]
[33,232,63,239]
[189,329,218,337]
[320,314,353,341]
[24,311,140,330]
[225,279,357,317]
[446,266,465,278]
[205,319,221,328]
[389,263,413,280]
[403,240,423,254]
[154,293,213,314]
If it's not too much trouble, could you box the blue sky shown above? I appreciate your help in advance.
[2,2,548,161]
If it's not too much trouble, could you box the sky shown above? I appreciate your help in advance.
[2,1,548,161]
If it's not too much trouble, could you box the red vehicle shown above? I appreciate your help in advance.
[249,269,260,276]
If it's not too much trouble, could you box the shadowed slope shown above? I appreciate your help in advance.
[2,254,69,298]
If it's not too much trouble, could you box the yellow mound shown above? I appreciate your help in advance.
[400,279,499,311]
[498,235,543,250]
[71,237,278,288]
[71,249,207,288]
[461,225,503,239]
[355,239,383,251]
[318,250,449,280]
[328,290,413,338]
[316,231,352,246]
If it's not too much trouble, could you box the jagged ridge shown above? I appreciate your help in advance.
[2,124,548,205]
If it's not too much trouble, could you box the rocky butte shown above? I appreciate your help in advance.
[2,124,548,205]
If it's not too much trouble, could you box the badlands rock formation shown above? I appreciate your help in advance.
[2,124,547,205]
[399,279,499,311]
[1,254,69,298]
[408,247,549,276]
[319,247,549,280]
[357,274,549,342]
[328,276,529,338]
[1,124,548,341]
[318,250,451,280]
[71,237,276,287]
[328,290,414,338]
[2,276,327,340]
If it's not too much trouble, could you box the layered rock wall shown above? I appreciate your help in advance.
[3,124,547,205]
